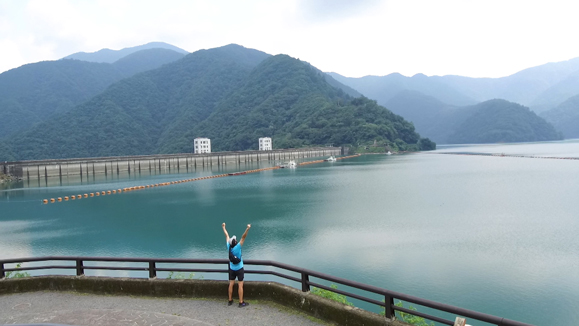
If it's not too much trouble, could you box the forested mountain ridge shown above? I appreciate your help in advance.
[1,46,432,161]
[3,45,272,160]
[384,92,562,144]
[448,99,562,144]
[111,48,186,77]
[0,48,186,139]
[62,41,189,63]
[541,95,579,139]
[187,55,419,151]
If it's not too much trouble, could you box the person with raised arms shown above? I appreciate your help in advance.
[222,222,251,307]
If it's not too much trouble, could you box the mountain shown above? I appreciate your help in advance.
[384,90,466,144]
[330,56,579,113]
[4,45,271,159]
[328,72,476,107]
[111,48,186,76]
[383,91,561,144]
[528,70,579,113]
[2,46,429,161]
[62,42,188,63]
[447,99,562,144]
[188,55,419,151]
[0,60,125,138]
[0,48,186,139]
[540,95,579,139]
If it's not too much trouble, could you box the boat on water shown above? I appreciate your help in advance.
[278,160,297,169]
[386,151,392,155]
[325,156,337,162]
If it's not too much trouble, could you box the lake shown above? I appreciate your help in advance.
[2,140,579,326]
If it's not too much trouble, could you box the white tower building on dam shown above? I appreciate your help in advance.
[259,137,272,151]
[194,138,211,154]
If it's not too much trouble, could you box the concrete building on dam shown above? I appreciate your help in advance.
[259,137,272,151]
[193,138,211,154]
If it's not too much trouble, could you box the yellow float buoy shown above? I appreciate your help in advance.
[57,197,62,202]
[96,192,100,196]
[64,196,69,201]
[50,198,55,203]
[43,199,48,204]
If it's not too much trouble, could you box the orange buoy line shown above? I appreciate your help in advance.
[42,154,359,204]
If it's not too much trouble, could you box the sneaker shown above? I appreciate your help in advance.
[228,300,233,306]
[238,301,249,308]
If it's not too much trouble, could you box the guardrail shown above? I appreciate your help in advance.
[0,256,534,326]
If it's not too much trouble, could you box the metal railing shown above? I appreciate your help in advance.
[0,256,534,326]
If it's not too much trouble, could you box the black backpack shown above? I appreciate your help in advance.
[229,245,241,264]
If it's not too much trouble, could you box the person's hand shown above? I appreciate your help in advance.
[222,223,226,228]
[247,224,251,229]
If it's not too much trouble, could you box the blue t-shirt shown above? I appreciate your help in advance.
[227,242,243,271]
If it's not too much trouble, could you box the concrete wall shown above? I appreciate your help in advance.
[0,276,408,326]
[2,147,343,180]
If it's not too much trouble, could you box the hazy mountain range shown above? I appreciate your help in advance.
[0,41,575,161]
[62,41,189,63]
[329,57,579,140]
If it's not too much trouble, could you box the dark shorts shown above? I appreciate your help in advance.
[229,267,244,281]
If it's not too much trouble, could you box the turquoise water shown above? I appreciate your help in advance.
[2,141,579,325]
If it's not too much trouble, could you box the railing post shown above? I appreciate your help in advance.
[76,259,84,276]
[0,263,5,279]
[149,261,156,279]
[384,295,395,320]
[301,272,310,292]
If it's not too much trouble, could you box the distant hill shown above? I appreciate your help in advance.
[62,42,188,63]
[448,99,562,144]
[112,48,186,76]
[0,49,186,139]
[384,90,467,144]
[383,91,561,144]
[541,95,579,139]
[329,56,579,113]
[2,46,430,161]
[328,72,476,107]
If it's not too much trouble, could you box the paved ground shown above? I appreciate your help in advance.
[0,292,329,326]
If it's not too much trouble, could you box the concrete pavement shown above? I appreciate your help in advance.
[0,291,329,326]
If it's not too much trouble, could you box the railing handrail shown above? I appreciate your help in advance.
[0,256,534,326]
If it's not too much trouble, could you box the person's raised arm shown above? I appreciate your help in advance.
[239,224,251,246]
[222,223,230,243]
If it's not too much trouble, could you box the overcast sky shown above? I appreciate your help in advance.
[1,0,579,78]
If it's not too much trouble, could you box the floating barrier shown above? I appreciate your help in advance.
[42,154,359,204]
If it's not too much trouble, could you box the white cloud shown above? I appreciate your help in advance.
[1,0,579,77]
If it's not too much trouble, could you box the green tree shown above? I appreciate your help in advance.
[381,301,434,326]
[5,263,31,278]
[311,284,354,306]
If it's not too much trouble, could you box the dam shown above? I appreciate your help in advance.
[1,147,342,181]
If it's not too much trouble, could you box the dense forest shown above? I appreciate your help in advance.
[383,91,562,144]
[448,99,562,144]
[0,48,185,138]
[0,45,434,161]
